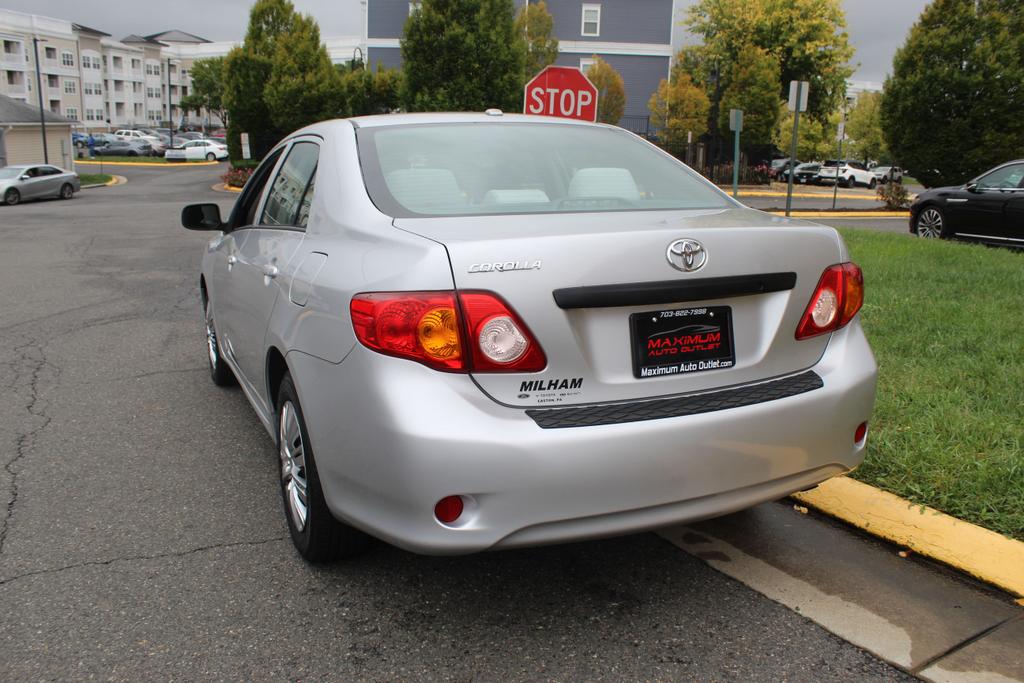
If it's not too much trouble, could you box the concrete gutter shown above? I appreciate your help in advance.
[793,476,1024,599]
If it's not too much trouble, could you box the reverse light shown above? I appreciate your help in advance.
[350,291,546,373]
[795,263,864,340]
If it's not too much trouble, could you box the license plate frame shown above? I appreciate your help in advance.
[629,305,736,379]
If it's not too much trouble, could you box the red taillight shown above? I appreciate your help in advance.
[350,291,546,373]
[434,495,464,524]
[854,421,868,444]
[795,262,864,340]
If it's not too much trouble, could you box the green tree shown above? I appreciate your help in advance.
[845,91,887,165]
[223,0,299,160]
[648,73,710,152]
[341,65,403,116]
[773,108,841,161]
[717,44,781,145]
[515,0,558,79]
[265,14,347,130]
[881,0,1024,187]
[401,0,526,112]
[180,57,228,129]
[586,57,626,124]
[686,0,854,120]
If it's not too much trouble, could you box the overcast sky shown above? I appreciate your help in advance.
[2,0,930,83]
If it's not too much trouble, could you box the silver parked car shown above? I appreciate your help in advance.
[0,164,81,205]
[183,113,877,562]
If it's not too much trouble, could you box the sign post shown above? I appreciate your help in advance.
[785,80,809,217]
[523,66,599,122]
[832,120,846,210]
[729,108,743,198]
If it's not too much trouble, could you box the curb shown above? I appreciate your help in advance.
[769,211,910,218]
[792,477,1024,599]
[212,183,242,194]
[74,159,219,167]
[80,175,126,189]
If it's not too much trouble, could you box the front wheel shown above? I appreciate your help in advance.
[843,176,855,188]
[4,188,20,206]
[276,374,369,562]
[916,206,946,239]
[868,178,877,189]
[60,183,74,199]
[204,296,235,386]
[206,152,216,161]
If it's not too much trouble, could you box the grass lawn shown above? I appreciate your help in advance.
[838,228,1023,540]
[77,173,112,186]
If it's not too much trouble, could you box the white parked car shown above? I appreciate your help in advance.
[816,160,877,188]
[115,129,165,154]
[165,139,229,162]
[871,166,903,184]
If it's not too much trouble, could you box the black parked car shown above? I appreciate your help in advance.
[93,140,154,157]
[910,161,1024,247]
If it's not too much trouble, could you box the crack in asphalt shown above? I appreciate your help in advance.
[0,536,289,587]
[1,338,58,557]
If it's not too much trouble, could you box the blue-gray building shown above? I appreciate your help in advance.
[365,0,679,124]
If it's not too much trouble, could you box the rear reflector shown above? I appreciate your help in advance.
[434,496,464,524]
[795,263,864,340]
[350,291,546,373]
[855,421,868,444]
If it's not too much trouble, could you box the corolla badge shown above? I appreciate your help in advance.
[666,239,707,272]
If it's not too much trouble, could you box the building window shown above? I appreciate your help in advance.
[81,55,90,68]
[180,69,188,78]
[581,4,601,37]
[62,51,75,67]
[579,58,595,73]
[132,58,141,70]
[3,39,21,56]
[47,75,59,88]
[65,106,78,119]
[64,79,77,94]
[44,46,57,60]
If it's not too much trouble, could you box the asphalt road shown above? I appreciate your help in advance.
[0,164,914,680]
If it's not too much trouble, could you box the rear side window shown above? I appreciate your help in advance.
[260,141,319,229]
[356,123,732,218]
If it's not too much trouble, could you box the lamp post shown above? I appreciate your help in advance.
[32,36,48,163]
[352,47,364,70]
[166,57,173,137]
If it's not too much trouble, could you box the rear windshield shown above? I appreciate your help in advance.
[356,123,733,217]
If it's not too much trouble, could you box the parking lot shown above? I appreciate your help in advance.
[0,164,1015,681]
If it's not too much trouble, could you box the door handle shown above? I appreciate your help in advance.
[263,264,279,279]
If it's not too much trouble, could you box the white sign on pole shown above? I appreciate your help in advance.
[687,130,693,144]
[240,132,251,160]
[787,81,810,112]
[729,108,743,132]
[836,121,846,142]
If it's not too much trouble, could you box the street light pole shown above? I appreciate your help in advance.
[166,57,173,136]
[32,36,49,163]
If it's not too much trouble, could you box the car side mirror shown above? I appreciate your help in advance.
[19,174,30,181]
[182,203,225,231]
[965,182,980,193]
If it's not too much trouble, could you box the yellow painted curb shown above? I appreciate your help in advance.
[212,183,242,193]
[75,159,219,167]
[743,190,882,200]
[770,211,910,218]
[793,477,1024,598]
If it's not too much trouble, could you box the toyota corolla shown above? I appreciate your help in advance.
[182,113,877,562]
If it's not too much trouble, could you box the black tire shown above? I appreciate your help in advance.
[60,183,74,199]
[276,373,368,562]
[127,150,138,157]
[868,178,877,189]
[203,294,235,387]
[915,205,947,239]
[843,176,855,189]
[206,152,216,161]
[4,188,19,206]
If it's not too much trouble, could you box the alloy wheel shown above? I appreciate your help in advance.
[917,208,943,238]
[279,401,309,532]
[4,189,19,206]
[204,301,218,368]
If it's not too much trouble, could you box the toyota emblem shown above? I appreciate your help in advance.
[666,239,707,272]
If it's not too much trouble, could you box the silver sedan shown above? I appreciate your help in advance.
[0,164,81,205]
[183,113,877,562]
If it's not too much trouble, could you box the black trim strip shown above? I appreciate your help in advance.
[552,272,797,309]
[526,370,823,429]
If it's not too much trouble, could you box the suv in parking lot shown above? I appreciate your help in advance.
[816,160,876,188]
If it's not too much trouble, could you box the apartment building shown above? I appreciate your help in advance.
[367,0,679,122]
[0,11,83,123]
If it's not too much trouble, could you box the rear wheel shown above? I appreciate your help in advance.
[4,188,19,206]
[127,151,138,157]
[868,178,877,189]
[276,373,368,562]
[206,152,216,161]
[916,206,946,239]
[60,183,74,199]
[843,176,855,188]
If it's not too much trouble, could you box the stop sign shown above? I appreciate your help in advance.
[523,66,599,122]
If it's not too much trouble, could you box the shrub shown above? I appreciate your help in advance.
[877,181,910,210]
[222,166,254,188]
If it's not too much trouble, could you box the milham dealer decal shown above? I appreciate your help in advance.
[517,376,583,403]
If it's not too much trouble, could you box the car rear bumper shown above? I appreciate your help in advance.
[287,321,877,555]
